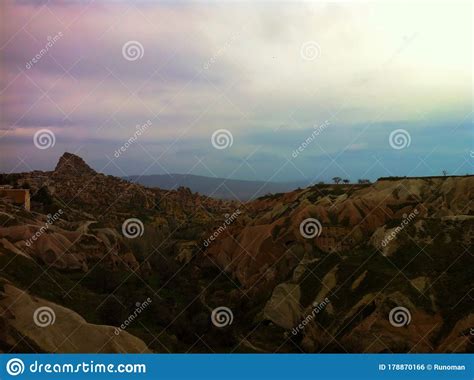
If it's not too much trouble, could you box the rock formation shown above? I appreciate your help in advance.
[0,153,472,353]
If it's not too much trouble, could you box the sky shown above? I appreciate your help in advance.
[0,0,472,183]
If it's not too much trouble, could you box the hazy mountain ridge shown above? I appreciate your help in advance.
[125,173,308,201]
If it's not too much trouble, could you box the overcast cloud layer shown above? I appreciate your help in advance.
[0,0,472,182]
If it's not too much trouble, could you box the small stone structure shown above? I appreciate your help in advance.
[0,188,30,211]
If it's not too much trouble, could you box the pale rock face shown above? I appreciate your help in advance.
[410,277,430,293]
[0,238,31,259]
[263,283,301,329]
[369,226,399,256]
[0,217,139,273]
[314,266,338,301]
[350,270,368,291]
[176,241,196,264]
[0,281,151,353]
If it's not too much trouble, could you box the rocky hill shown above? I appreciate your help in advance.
[203,177,473,352]
[0,153,472,353]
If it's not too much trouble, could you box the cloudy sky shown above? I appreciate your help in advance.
[0,0,472,183]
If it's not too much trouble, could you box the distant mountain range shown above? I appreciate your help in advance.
[124,174,309,201]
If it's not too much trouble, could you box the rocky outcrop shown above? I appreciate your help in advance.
[0,201,139,272]
[0,280,150,353]
[203,176,473,353]
[50,153,157,224]
[205,177,473,291]
[54,152,96,176]
[263,283,301,329]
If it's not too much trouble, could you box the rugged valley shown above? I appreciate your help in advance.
[0,153,472,353]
